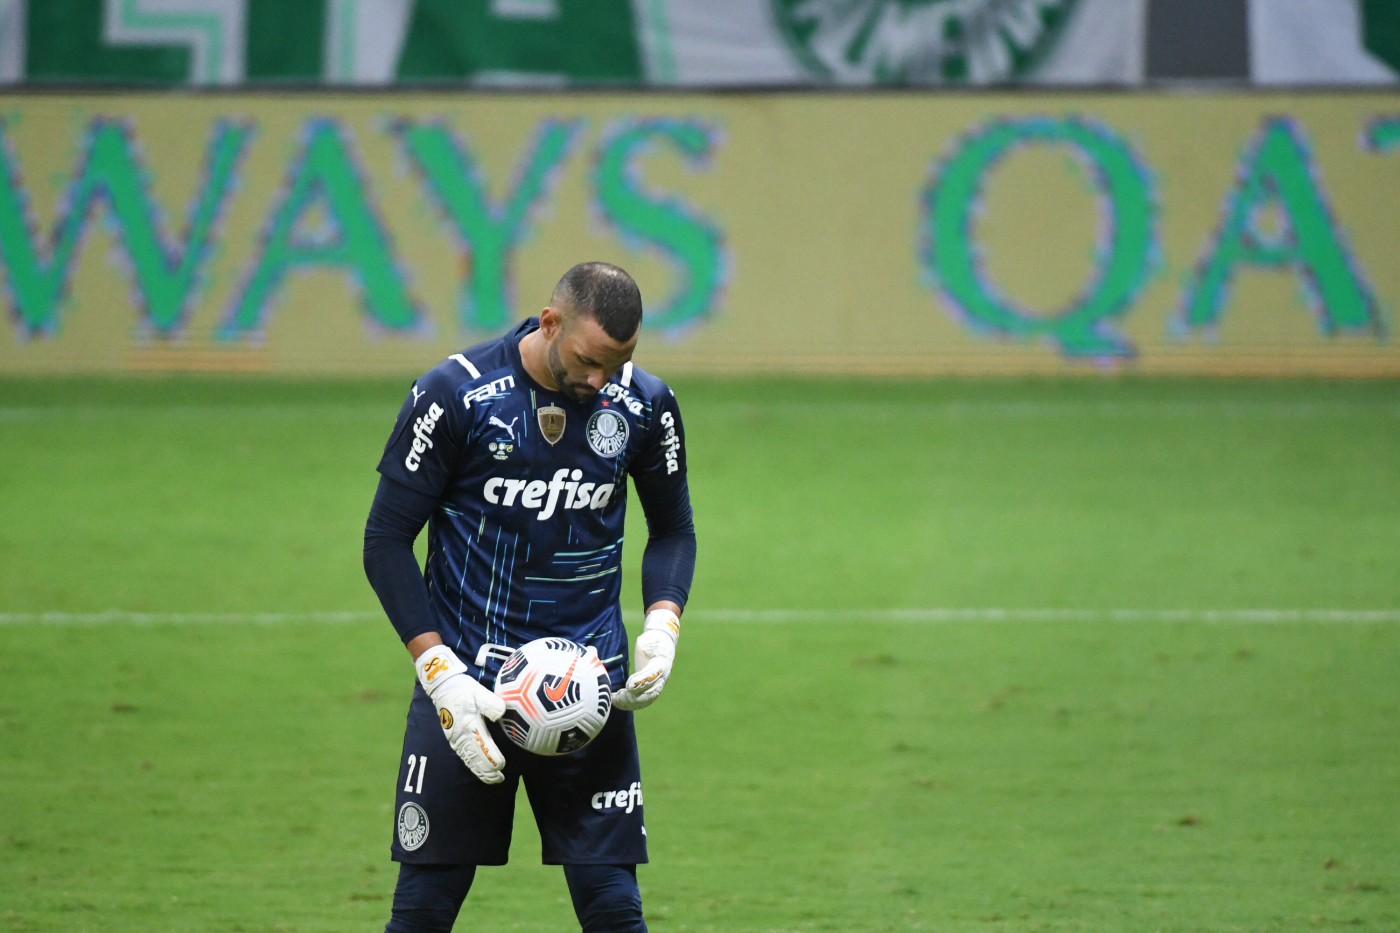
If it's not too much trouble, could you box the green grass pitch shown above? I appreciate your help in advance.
[1,375,1397,932]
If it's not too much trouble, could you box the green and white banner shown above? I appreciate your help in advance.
[1251,0,1399,85]
[1,0,1146,86]
[6,0,1397,88]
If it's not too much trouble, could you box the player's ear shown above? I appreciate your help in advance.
[539,306,561,339]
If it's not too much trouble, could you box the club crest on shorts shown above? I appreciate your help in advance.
[397,801,430,851]
[586,409,629,458]
[538,405,566,445]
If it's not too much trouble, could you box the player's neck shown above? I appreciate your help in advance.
[517,328,560,392]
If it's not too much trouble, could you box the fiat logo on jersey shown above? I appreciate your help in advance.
[586,409,629,458]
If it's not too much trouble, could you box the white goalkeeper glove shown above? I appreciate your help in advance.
[414,644,507,784]
[612,608,680,711]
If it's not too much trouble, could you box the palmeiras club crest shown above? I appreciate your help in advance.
[397,801,429,851]
[771,0,1079,85]
[586,409,629,458]
[538,405,566,445]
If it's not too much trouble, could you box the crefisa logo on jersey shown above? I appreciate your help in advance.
[397,801,430,851]
[483,469,616,521]
[660,411,681,475]
[586,409,629,458]
[404,403,445,472]
[601,382,644,415]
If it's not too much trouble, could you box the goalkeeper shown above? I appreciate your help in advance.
[362,262,696,933]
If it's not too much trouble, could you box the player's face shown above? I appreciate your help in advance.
[544,308,637,403]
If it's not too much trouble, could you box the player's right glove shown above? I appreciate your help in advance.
[414,644,507,784]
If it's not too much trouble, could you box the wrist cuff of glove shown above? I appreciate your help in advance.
[414,643,467,696]
[643,608,680,645]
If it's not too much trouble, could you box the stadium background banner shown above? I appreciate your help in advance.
[0,91,1397,377]
[1,0,1150,87]
[4,0,1400,88]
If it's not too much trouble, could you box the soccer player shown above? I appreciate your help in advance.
[362,262,695,933]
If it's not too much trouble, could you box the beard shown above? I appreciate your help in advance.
[546,338,596,402]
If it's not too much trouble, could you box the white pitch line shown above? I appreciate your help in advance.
[1,608,1397,626]
[0,610,383,626]
[0,404,389,422]
[689,608,1400,624]
[715,400,1400,420]
[1,400,1397,423]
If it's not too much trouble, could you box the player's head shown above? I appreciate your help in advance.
[539,263,642,403]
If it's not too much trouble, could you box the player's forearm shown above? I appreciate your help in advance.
[640,528,695,611]
[363,476,441,646]
[634,469,695,611]
[405,631,444,660]
[363,534,439,646]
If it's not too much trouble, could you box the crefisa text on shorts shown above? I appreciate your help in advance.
[591,781,643,813]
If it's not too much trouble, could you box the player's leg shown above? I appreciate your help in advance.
[384,686,520,930]
[522,708,649,866]
[562,863,647,933]
[521,709,650,931]
[390,685,521,862]
[384,863,475,933]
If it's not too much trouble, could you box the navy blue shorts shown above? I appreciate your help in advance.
[390,684,648,866]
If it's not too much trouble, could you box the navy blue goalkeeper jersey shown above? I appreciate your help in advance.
[376,318,689,689]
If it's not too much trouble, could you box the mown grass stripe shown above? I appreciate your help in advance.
[2,608,1397,625]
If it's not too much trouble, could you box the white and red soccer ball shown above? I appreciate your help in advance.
[494,638,612,756]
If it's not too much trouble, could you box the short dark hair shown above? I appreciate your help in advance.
[553,262,642,341]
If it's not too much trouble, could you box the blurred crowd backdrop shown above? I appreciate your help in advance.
[0,0,1396,377]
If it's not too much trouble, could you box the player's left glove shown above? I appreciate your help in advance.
[414,644,507,784]
[612,608,680,711]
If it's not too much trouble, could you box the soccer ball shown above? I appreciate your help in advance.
[494,638,612,756]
